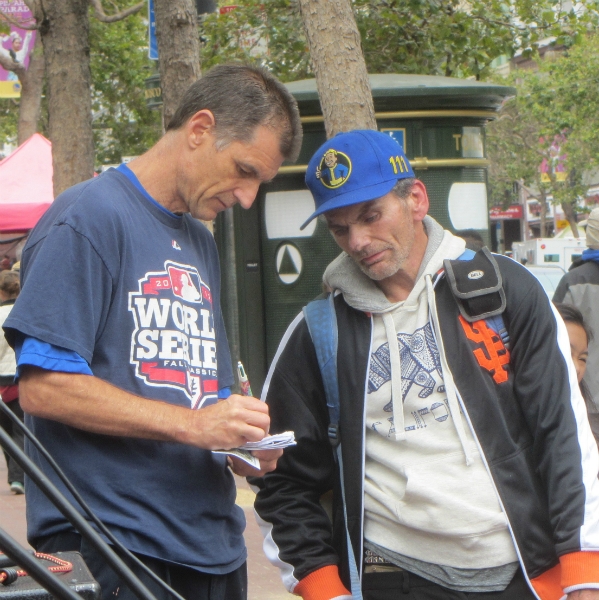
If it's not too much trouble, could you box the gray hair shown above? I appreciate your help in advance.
[167,64,302,162]
[390,178,417,200]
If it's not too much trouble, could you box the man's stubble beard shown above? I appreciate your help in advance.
[357,245,411,281]
[355,217,415,282]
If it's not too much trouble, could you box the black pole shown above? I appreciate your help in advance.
[223,207,241,390]
[0,427,157,600]
[0,527,81,600]
[0,403,184,600]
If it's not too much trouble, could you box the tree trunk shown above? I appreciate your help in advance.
[17,33,44,145]
[39,0,94,197]
[153,0,201,131]
[562,200,580,238]
[298,0,376,138]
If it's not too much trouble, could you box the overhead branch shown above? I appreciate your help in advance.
[90,0,145,23]
[23,0,44,24]
[0,52,26,77]
[468,14,522,29]
[0,9,39,30]
[468,13,561,33]
[510,130,550,158]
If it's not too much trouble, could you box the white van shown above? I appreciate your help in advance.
[512,238,586,271]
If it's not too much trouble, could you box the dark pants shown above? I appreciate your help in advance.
[0,399,25,484]
[34,532,247,600]
[363,568,536,599]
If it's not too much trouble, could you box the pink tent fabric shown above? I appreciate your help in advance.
[0,133,53,233]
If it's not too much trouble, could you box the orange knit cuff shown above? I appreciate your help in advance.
[294,565,351,600]
[560,551,599,589]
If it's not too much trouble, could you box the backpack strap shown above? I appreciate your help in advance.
[303,292,340,447]
[303,292,363,599]
[448,247,509,348]
[444,247,507,322]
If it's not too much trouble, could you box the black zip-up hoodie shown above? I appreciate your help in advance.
[251,231,599,600]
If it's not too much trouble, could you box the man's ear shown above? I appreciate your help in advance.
[186,110,216,149]
[410,180,430,222]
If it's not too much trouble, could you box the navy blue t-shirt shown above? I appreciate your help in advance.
[4,168,244,573]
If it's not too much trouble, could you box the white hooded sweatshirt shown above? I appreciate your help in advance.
[323,217,518,591]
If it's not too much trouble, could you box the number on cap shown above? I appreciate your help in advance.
[389,155,409,174]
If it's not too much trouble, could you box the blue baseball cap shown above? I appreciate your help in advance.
[301,129,414,229]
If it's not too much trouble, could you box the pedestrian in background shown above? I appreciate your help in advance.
[0,269,24,494]
[555,302,598,447]
[554,207,599,403]
[455,228,484,251]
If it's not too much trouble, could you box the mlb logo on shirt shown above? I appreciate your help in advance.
[129,260,217,408]
[168,266,204,304]
[172,240,181,250]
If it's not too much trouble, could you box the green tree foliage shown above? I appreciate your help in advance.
[487,33,599,229]
[0,2,160,165]
[200,0,310,82]
[0,100,19,158]
[89,3,161,166]
[2,0,597,163]
[200,0,599,82]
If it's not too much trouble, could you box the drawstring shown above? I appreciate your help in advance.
[426,275,473,466]
[376,274,472,463]
[382,312,405,441]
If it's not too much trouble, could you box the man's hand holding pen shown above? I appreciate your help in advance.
[202,393,272,450]
[222,361,284,477]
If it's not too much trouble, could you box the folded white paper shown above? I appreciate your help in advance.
[240,431,296,450]
[213,431,296,469]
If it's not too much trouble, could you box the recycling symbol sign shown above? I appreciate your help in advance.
[276,243,303,285]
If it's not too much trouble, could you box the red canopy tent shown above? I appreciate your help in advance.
[0,133,53,233]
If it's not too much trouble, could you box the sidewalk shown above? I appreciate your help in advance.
[0,460,292,600]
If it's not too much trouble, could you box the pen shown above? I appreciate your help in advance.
[237,361,253,397]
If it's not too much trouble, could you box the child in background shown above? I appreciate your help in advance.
[555,302,598,447]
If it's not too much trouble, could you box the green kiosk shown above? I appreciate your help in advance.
[215,73,515,393]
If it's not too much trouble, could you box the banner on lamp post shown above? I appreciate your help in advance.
[0,0,36,98]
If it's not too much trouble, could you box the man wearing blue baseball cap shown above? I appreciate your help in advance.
[252,130,599,600]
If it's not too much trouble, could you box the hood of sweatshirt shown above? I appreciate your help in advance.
[323,216,465,314]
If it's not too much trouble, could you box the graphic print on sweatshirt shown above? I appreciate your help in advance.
[128,261,218,409]
[367,322,449,437]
